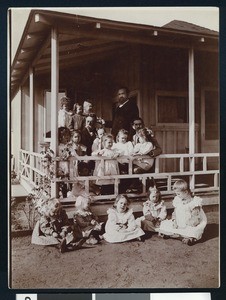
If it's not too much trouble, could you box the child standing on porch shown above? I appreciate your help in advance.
[68,130,89,177]
[158,179,207,245]
[132,127,155,174]
[92,127,106,153]
[112,129,133,174]
[92,134,120,194]
[58,96,72,129]
[103,194,145,243]
[69,103,85,131]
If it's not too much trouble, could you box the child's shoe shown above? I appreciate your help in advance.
[60,238,67,253]
[71,237,87,250]
[86,237,99,245]
[158,232,170,239]
[182,237,196,245]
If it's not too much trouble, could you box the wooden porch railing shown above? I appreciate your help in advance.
[18,149,219,202]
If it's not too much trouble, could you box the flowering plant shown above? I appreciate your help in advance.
[40,147,56,179]
[40,147,54,162]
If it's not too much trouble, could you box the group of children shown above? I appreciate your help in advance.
[55,96,164,195]
[32,179,207,252]
[56,118,156,195]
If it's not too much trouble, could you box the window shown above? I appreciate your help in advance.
[44,90,66,140]
[156,92,188,124]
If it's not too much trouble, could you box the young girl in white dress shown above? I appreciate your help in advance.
[158,179,207,245]
[112,129,134,174]
[132,127,154,173]
[104,194,145,243]
[113,129,134,156]
[58,96,72,128]
[92,134,119,186]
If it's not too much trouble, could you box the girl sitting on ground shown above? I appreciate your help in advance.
[103,194,145,243]
[136,184,167,235]
[73,195,105,245]
[31,198,87,253]
[158,179,207,245]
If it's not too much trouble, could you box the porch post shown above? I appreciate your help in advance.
[29,67,34,183]
[188,47,195,190]
[18,87,22,174]
[50,26,59,198]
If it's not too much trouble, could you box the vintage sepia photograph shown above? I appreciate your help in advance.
[9,7,219,289]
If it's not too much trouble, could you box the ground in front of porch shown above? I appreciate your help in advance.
[10,209,219,289]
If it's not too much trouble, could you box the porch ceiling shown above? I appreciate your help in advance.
[10,9,219,99]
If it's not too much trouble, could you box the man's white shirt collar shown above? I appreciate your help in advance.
[118,99,129,108]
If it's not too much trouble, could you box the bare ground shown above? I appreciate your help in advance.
[10,210,219,289]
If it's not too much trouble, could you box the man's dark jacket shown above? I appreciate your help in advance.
[112,100,139,138]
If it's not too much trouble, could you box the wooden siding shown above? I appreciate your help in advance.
[153,124,199,172]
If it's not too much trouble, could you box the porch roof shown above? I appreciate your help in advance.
[10,9,219,99]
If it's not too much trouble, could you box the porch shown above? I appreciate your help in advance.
[16,149,219,217]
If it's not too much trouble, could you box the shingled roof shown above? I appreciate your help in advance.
[163,20,218,36]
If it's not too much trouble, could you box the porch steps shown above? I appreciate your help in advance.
[63,192,219,220]
[10,182,218,221]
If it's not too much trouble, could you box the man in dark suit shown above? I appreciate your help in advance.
[111,86,139,140]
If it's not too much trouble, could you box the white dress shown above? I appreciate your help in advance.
[104,208,145,243]
[58,109,71,128]
[92,148,119,185]
[112,141,134,164]
[112,141,134,156]
[158,196,207,240]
